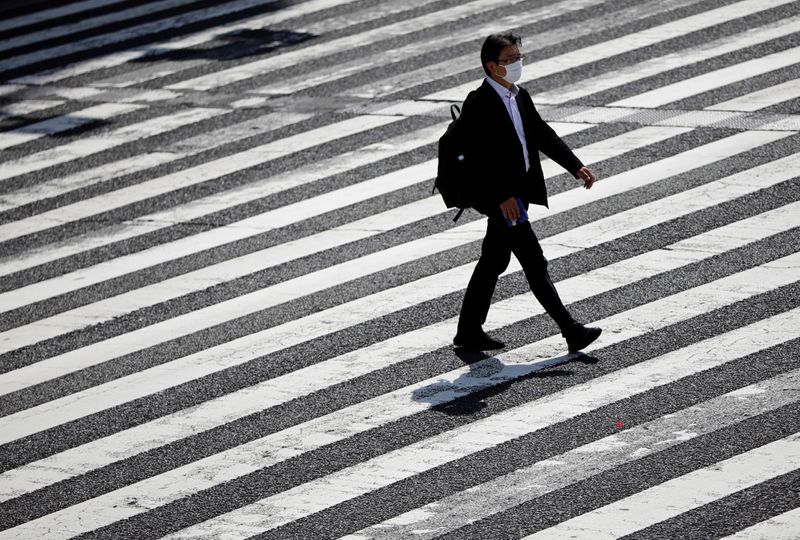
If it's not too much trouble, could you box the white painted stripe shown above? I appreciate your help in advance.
[0,111,311,213]
[152,309,800,540]
[707,78,800,112]
[757,115,800,131]
[1,124,616,322]
[166,0,539,91]
[345,369,800,540]
[3,153,795,451]
[3,201,793,501]
[0,0,277,73]
[339,0,697,100]
[522,434,800,539]
[0,107,229,183]
[13,0,365,85]
[0,0,128,33]
[0,114,398,240]
[96,0,449,88]
[0,99,64,118]
[0,85,24,96]
[0,0,198,53]
[611,47,800,108]
[41,86,104,100]
[534,16,800,105]
[254,0,616,96]
[424,0,796,102]
[0,103,142,149]
[719,507,800,539]
[0,121,448,276]
[0,132,798,393]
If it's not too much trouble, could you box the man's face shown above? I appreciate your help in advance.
[488,45,522,81]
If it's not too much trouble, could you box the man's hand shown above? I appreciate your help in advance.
[576,166,596,189]
[500,197,520,222]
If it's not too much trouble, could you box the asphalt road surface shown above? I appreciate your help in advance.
[0,0,799,538]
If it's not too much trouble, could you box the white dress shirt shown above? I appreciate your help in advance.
[485,76,530,172]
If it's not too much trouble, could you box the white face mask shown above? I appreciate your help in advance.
[500,59,522,84]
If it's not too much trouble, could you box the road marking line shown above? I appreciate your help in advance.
[0,107,229,183]
[3,125,621,317]
[0,0,277,73]
[12,0,365,85]
[521,434,800,539]
[166,0,542,91]
[152,309,800,540]
[425,0,795,102]
[0,122,447,276]
[719,507,800,540]
[0,0,198,54]
[611,46,800,108]
[0,99,64,118]
[0,0,128,33]
[0,130,786,377]
[255,0,615,96]
[0,114,400,240]
[345,368,800,540]
[0,111,312,212]
[2,201,794,501]
[706,78,800,112]
[534,16,800,104]
[94,0,447,89]
[0,103,142,150]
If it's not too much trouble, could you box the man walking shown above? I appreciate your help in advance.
[453,32,602,353]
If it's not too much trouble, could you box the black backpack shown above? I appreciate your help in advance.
[433,104,474,221]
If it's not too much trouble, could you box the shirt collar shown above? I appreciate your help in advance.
[485,76,519,99]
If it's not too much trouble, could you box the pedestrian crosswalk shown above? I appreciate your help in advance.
[0,0,798,538]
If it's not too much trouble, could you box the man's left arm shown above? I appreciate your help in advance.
[525,93,596,189]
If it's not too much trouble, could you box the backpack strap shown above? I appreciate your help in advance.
[450,104,461,121]
[452,208,464,222]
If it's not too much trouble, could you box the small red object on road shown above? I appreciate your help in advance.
[616,421,624,429]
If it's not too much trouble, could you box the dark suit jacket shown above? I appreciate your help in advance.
[460,79,584,212]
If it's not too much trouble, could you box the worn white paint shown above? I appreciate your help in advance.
[153,309,800,540]
[254,0,616,96]
[0,130,788,381]
[612,47,800,108]
[0,103,142,150]
[0,114,399,240]
[1,126,613,319]
[0,122,447,277]
[534,16,800,105]
[0,99,64,118]
[166,0,536,91]
[0,0,198,54]
[426,0,796,102]
[707,78,800,112]
[521,433,800,539]
[0,107,229,183]
[1,201,795,502]
[346,368,800,540]
[0,0,276,73]
[719,507,800,539]
[0,0,127,33]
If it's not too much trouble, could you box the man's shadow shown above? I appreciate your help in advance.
[411,348,599,416]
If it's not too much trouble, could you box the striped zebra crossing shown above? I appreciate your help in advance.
[0,0,798,538]
[345,369,800,539]
[0,120,447,275]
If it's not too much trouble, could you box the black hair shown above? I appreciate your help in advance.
[480,32,522,76]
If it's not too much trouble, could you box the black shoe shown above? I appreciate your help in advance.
[563,323,602,354]
[453,329,505,350]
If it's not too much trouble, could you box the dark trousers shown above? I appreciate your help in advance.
[458,212,576,333]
